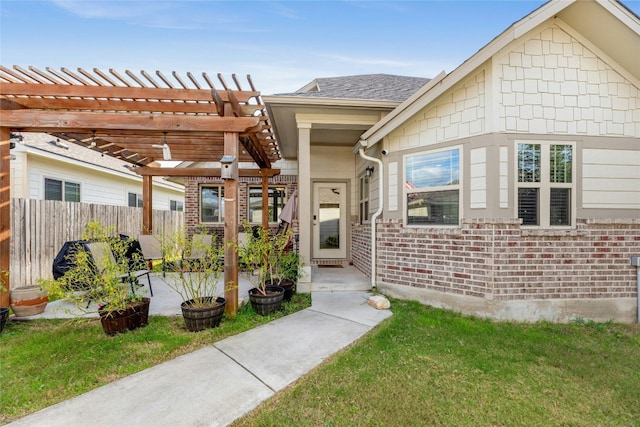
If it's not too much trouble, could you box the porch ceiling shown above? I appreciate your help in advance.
[0,66,281,168]
[263,97,398,159]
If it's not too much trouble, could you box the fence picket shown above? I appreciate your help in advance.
[8,199,184,288]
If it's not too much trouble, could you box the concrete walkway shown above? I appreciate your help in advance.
[7,290,392,427]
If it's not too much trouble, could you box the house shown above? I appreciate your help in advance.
[260,0,639,322]
[10,132,184,210]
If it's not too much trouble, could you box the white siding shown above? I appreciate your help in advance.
[387,71,486,152]
[582,149,640,209]
[499,146,509,208]
[388,161,398,212]
[469,147,487,209]
[24,155,183,209]
[495,22,640,138]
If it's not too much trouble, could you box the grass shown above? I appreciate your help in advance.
[0,293,311,424]
[233,300,640,427]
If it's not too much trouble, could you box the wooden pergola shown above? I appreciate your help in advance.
[0,65,281,316]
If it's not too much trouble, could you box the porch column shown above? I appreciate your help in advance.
[297,122,312,282]
[223,131,239,318]
[0,127,9,307]
[142,175,153,234]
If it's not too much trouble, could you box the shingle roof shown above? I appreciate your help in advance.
[275,74,431,102]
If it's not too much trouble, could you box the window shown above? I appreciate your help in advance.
[170,200,183,212]
[517,142,573,227]
[248,186,285,223]
[405,148,460,226]
[128,192,143,208]
[201,186,224,223]
[45,178,80,202]
[359,174,370,224]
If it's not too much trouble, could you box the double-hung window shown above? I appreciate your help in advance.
[248,186,285,223]
[201,185,224,223]
[45,178,80,202]
[359,174,370,224]
[405,148,460,226]
[128,192,143,208]
[517,141,574,227]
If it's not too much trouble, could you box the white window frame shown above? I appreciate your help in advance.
[128,192,143,208]
[514,140,576,229]
[200,185,224,224]
[247,185,286,224]
[358,174,370,224]
[403,146,462,227]
[44,177,81,202]
[170,200,183,212]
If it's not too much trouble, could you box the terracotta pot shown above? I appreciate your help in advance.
[10,285,48,317]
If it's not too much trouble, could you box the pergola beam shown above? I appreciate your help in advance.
[131,167,280,177]
[0,110,260,133]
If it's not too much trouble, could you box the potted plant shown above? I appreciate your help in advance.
[40,222,150,336]
[159,229,226,331]
[265,229,300,301]
[0,272,8,335]
[238,223,285,315]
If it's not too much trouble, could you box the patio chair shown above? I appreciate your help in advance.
[87,241,153,296]
[181,234,213,271]
[137,234,166,277]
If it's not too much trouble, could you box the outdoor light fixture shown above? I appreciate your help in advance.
[365,166,374,177]
[152,132,172,160]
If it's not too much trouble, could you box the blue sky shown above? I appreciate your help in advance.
[1,1,639,95]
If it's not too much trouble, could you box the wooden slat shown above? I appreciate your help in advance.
[0,110,261,132]
[131,167,280,177]
[0,82,259,103]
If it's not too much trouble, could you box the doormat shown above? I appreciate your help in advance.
[318,264,343,268]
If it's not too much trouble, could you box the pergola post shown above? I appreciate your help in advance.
[223,131,239,318]
[261,172,269,231]
[142,175,153,234]
[0,127,10,307]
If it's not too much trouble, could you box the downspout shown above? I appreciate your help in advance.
[358,141,383,289]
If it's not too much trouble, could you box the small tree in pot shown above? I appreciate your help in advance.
[159,229,227,331]
[40,222,150,336]
[238,223,285,315]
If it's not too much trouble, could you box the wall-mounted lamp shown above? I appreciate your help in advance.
[365,166,375,177]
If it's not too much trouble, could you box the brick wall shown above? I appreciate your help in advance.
[377,218,639,302]
[352,223,371,277]
[184,174,298,242]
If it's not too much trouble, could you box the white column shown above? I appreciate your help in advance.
[297,122,312,283]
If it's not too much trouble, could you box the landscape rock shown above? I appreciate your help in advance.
[368,295,390,310]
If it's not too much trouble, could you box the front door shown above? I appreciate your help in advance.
[313,182,347,259]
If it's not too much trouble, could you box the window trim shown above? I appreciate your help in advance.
[514,140,576,229]
[358,173,370,224]
[403,145,463,227]
[44,177,81,202]
[127,192,143,208]
[247,185,286,224]
[200,184,225,224]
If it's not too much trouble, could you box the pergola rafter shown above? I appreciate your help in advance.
[0,65,282,316]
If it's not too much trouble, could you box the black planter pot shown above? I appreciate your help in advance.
[0,307,9,335]
[181,297,226,332]
[265,279,295,302]
[249,285,285,316]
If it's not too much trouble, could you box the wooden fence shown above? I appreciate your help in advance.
[8,198,184,288]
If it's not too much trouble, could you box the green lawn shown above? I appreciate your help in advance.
[0,294,311,424]
[233,300,640,427]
